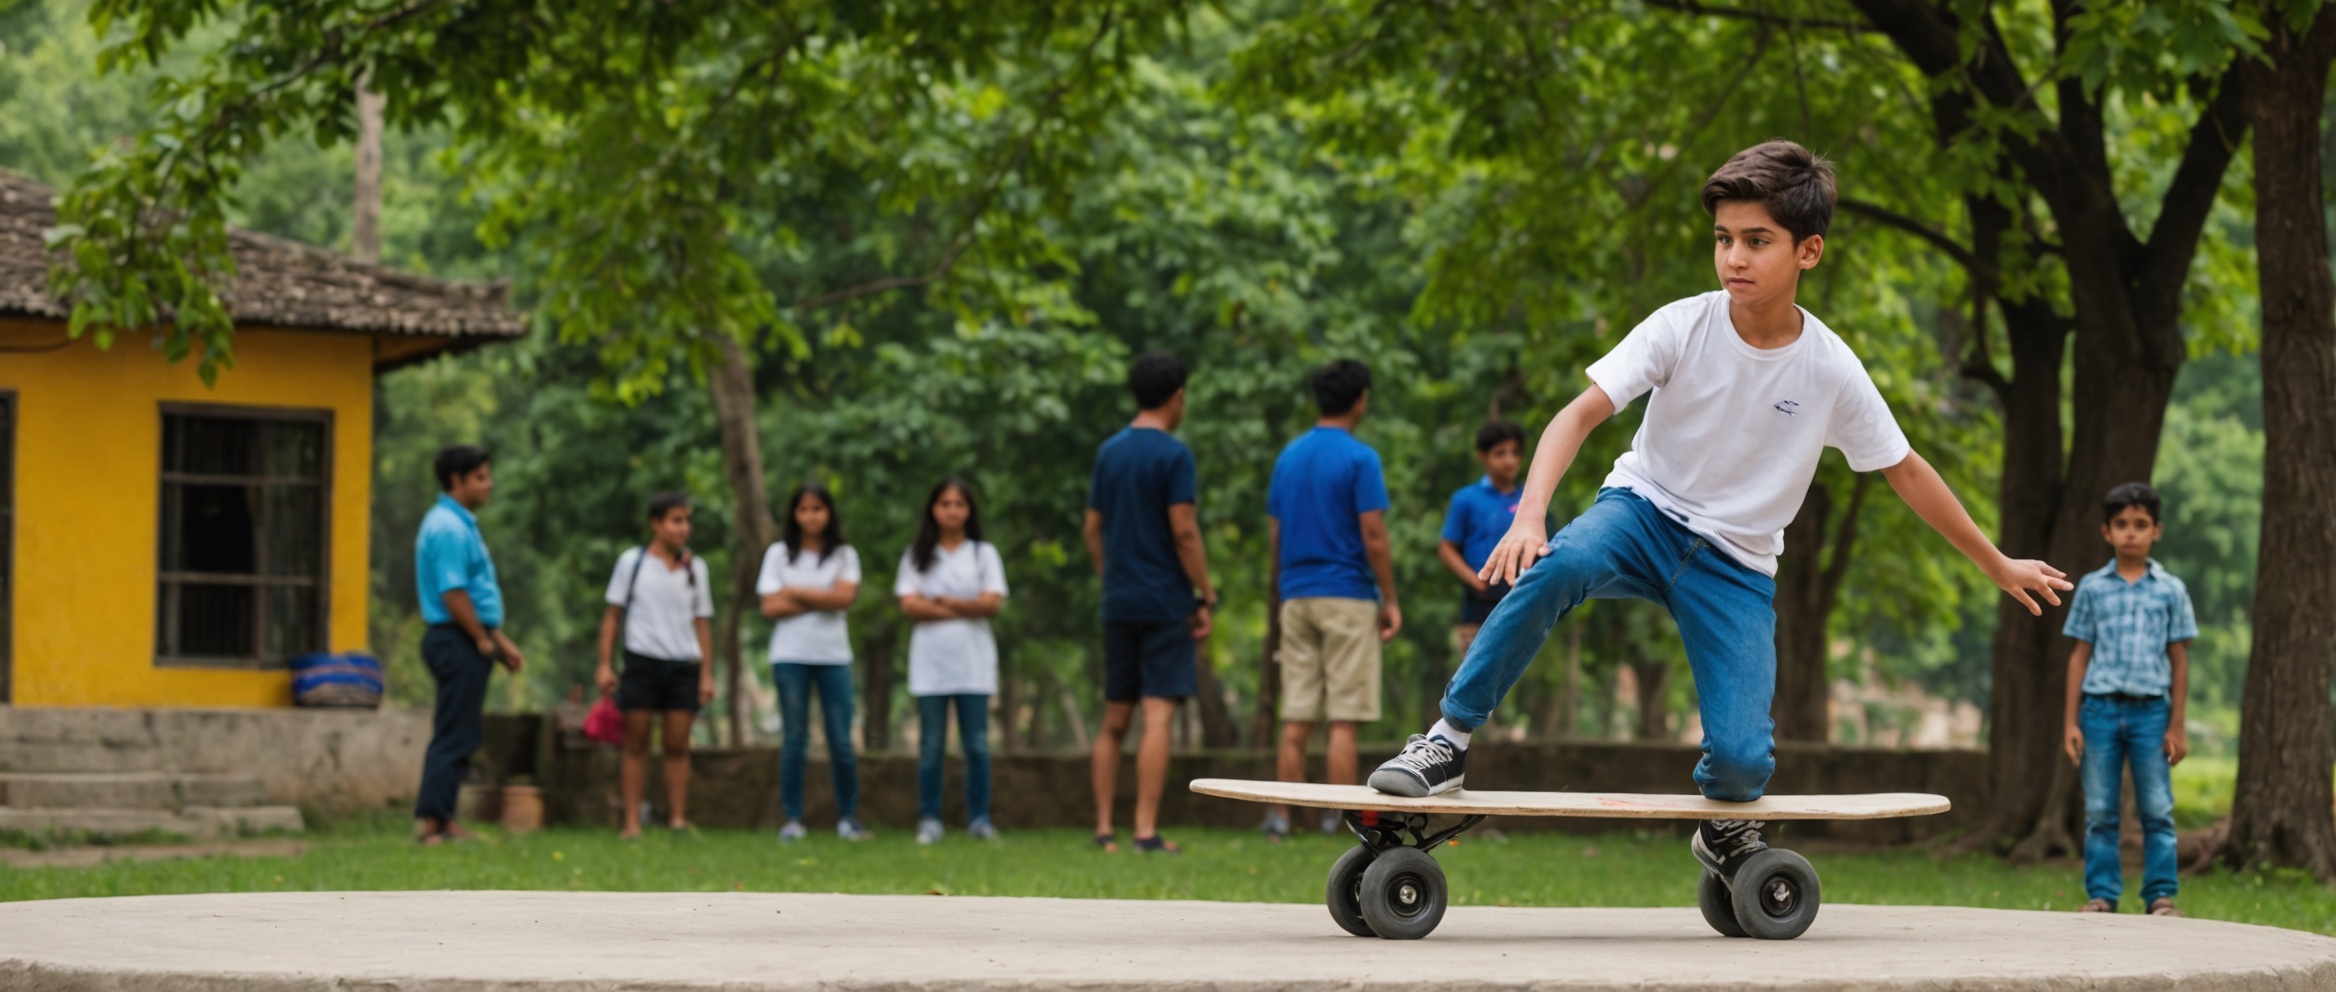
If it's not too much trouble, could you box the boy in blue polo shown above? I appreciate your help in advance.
[2062,482,2196,917]
[1439,420,1529,663]
[1370,140,2072,887]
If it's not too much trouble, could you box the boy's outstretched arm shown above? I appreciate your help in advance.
[1478,386,1616,586]
[1879,451,2072,614]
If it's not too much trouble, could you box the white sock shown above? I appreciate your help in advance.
[1429,719,1472,749]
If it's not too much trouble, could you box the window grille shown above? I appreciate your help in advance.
[155,405,331,668]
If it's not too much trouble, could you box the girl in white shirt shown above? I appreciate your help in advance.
[756,484,869,842]
[896,477,1008,845]
[593,491,714,839]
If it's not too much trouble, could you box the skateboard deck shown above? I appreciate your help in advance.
[1189,779,1950,820]
[1193,778,1949,941]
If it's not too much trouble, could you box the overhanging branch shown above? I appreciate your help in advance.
[1838,196,1994,281]
[1644,0,1878,34]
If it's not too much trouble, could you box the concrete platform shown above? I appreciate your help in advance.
[0,891,2331,990]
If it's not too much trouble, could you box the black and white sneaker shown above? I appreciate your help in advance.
[1692,818,1770,880]
[1367,733,1468,797]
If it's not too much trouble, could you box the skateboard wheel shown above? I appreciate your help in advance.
[1728,849,1820,940]
[1358,847,1447,940]
[1697,870,1748,938]
[1325,845,1378,937]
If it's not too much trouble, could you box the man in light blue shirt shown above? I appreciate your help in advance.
[412,444,523,844]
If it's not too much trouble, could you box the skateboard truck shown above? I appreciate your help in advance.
[1342,809,1485,852]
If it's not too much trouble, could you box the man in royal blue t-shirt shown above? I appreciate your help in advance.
[1084,351,1218,855]
[1262,358,1399,839]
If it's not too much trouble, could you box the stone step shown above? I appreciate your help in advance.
[0,772,268,810]
[0,805,304,840]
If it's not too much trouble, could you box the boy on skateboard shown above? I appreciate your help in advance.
[1368,140,2072,888]
[2062,482,2195,917]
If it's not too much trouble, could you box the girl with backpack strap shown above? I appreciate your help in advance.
[594,491,715,839]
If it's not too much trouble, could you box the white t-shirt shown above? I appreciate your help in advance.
[755,543,862,665]
[1585,292,1910,576]
[603,547,714,661]
[893,541,1009,696]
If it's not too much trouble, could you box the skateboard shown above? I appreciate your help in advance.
[1190,778,1949,941]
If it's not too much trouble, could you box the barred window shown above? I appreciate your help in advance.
[155,406,331,668]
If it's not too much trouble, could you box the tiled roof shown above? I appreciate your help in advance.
[0,170,525,341]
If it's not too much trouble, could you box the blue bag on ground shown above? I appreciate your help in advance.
[291,653,385,708]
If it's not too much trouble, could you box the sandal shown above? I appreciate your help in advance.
[2148,898,2184,917]
[2078,898,2115,913]
[1261,813,1290,843]
[1132,835,1181,854]
[1093,833,1120,853]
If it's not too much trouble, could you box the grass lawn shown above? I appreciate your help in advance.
[3,816,2332,937]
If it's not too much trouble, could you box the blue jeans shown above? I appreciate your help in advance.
[773,663,859,822]
[916,694,991,822]
[1442,488,1779,801]
[2080,693,2179,903]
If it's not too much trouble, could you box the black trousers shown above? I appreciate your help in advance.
[414,624,493,822]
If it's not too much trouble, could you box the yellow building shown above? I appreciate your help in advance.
[0,172,524,707]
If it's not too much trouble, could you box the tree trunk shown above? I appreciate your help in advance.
[1192,634,1240,748]
[2220,7,2336,879]
[1772,474,1870,742]
[995,636,1020,749]
[1560,624,1581,737]
[1846,0,2245,860]
[1027,671,1052,750]
[1631,655,1671,742]
[351,82,384,264]
[1249,603,1283,749]
[1970,297,2077,857]
[860,621,896,751]
[707,336,778,748]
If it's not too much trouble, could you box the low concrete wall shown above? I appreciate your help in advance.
[0,706,434,818]
[1,708,1988,841]
[528,735,1988,844]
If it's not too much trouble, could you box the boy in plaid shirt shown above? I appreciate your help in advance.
[2062,482,2198,916]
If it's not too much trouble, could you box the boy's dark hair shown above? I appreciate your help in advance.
[1475,419,1526,454]
[911,477,985,574]
[646,490,692,522]
[1128,350,1188,410]
[2103,482,2162,524]
[1702,140,1837,245]
[781,483,849,564]
[433,444,491,491]
[1310,359,1372,416]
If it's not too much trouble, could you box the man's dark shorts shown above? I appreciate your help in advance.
[1458,582,1510,626]
[1104,619,1197,702]
[618,651,703,712]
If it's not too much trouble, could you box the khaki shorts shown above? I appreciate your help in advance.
[1278,597,1382,723]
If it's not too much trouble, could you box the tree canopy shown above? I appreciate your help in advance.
[0,0,2299,862]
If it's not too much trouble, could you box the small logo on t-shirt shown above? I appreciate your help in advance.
[1773,400,1801,416]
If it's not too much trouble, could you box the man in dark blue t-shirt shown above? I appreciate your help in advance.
[1083,351,1218,854]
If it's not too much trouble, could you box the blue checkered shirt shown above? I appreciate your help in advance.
[2061,559,2197,698]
